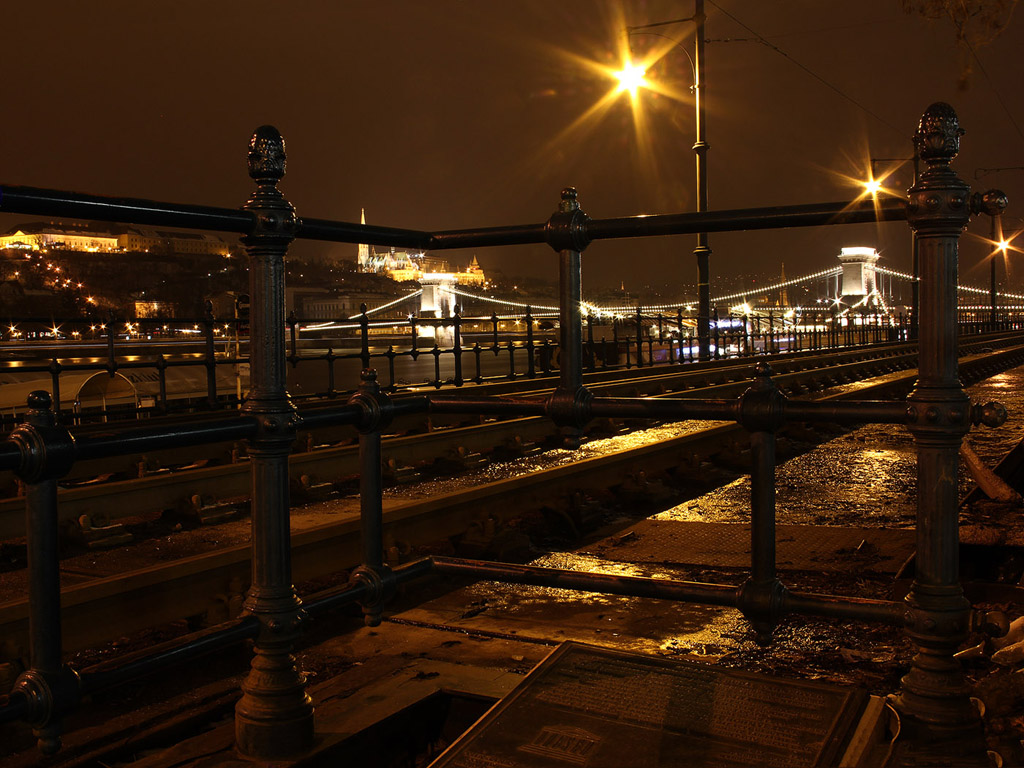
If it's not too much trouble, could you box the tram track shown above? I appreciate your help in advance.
[2,338,1024,665]
[1,334,1017,540]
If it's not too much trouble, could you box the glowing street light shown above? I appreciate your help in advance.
[863,178,882,196]
[613,62,647,96]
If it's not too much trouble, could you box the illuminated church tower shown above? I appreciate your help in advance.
[357,208,370,271]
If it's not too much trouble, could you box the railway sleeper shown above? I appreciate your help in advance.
[456,515,532,561]
[381,457,417,484]
[71,513,133,550]
[431,446,487,475]
[292,473,337,501]
[181,494,248,526]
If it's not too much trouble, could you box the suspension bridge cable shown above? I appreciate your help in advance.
[347,289,423,320]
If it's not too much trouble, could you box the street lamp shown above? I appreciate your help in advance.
[868,156,919,337]
[619,1,711,359]
[973,169,1022,326]
[613,63,647,97]
[987,213,1024,326]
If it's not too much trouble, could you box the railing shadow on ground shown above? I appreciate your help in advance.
[0,103,1014,762]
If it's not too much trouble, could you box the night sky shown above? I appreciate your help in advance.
[2,1,1022,297]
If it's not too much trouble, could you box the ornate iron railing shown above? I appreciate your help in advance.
[0,103,1014,761]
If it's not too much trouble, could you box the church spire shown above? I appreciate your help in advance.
[358,208,369,271]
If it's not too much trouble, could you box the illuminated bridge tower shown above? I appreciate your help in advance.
[837,246,880,305]
[419,273,457,318]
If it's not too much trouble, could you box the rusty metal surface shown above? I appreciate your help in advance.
[429,641,868,768]
[582,521,916,574]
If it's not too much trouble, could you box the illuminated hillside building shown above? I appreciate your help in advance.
[0,222,232,256]
[357,209,486,287]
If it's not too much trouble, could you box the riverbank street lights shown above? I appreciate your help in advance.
[614,1,711,360]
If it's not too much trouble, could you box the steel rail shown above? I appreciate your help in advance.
[2,339,1020,541]
[2,337,916,484]
[0,558,436,725]
[0,342,923,537]
[427,556,904,626]
[2,343,1022,661]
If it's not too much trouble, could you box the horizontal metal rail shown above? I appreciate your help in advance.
[3,338,1019,541]
[0,184,907,251]
[427,556,905,626]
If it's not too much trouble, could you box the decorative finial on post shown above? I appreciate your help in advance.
[243,125,295,236]
[247,125,287,185]
[26,390,52,413]
[559,187,579,213]
[914,102,964,165]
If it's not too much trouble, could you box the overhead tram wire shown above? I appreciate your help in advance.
[706,0,904,138]
[965,38,1024,144]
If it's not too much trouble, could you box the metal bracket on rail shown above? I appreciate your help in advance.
[348,564,395,628]
[970,188,1008,218]
[347,369,394,434]
[970,400,1007,428]
[545,386,594,430]
[543,187,591,253]
[10,392,76,483]
[10,667,82,755]
[737,361,787,433]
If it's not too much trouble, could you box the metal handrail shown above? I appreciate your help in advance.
[0,183,906,249]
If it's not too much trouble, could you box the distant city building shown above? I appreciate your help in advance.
[134,300,174,318]
[286,286,398,320]
[356,209,486,288]
[0,222,232,256]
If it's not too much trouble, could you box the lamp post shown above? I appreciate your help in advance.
[975,169,1022,327]
[622,0,710,360]
[869,155,919,338]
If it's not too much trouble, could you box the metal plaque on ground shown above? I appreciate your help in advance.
[428,641,868,768]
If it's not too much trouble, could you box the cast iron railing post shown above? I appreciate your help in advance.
[712,307,720,358]
[105,312,117,378]
[349,369,391,627]
[982,196,1008,327]
[547,188,591,447]
[48,358,62,420]
[453,309,464,386]
[10,392,80,754]
[234,125,314,759]
[202,300,218,408]
[894,102,987,744]
[737,364,785,644]
[586,312,596,371]
[634,306,644,367]
[287,310,299,368]
[359,304,370,369]
[525,306,536,378]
